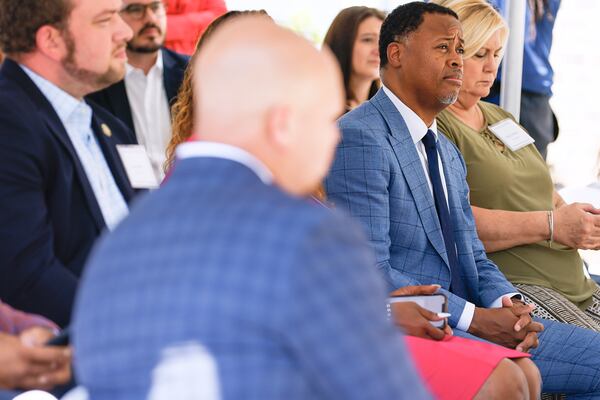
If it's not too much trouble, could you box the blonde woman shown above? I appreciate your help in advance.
[433,0,600,331]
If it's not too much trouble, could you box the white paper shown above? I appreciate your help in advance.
[116,145,159,189]
[488,118,535,152]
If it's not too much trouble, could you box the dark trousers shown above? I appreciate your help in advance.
[519,91,557,159]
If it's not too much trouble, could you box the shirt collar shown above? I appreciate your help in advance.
[175,141,274,185]
[126,50,164,76]
[382,85,438,144]
[20,64,91,127]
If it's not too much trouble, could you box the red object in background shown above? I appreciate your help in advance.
[166,0,228,55]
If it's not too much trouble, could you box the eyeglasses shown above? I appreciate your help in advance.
[120,1,166,20]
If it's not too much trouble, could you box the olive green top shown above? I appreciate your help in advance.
[438,101,595,308]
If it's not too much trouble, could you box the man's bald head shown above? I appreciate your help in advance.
[193,16,338,137]
[192,16,344,196]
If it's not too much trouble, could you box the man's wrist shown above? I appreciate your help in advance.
[468,307,485,336]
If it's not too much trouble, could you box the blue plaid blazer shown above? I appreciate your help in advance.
[325,89,516,327]
[73,156,431,400]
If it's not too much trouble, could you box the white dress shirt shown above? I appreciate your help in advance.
[124,52,172,182]
[382,86,450,205]
[175,141,274,185]
[22,66,129,231]
[382,86,519,331]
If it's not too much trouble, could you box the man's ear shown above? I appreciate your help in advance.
[35,25,67,61]
[265,105,293,150]
[386,39,406,68]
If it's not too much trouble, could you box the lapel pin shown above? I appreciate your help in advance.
[101,123,112,137]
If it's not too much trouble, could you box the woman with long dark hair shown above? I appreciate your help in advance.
[323,6,385,111]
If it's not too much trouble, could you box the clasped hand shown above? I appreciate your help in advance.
[469,296,543,352]
[554,202,600,250]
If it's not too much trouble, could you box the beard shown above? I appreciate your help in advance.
[127,23,164,54]
[438,91,459,105]
[60,29,124,92]
[127,41,162,54]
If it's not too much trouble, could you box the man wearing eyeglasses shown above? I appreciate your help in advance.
[88,0,190,181]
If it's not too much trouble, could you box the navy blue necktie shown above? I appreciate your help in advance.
[422,130,468,299]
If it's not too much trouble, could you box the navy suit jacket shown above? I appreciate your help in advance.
[73,156,431,400]
[325,89,516,328]
[86,48,189,138]
[0,59,136,327]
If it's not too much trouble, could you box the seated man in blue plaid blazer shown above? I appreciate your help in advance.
[72,16,436,400]
[326,2,600,397]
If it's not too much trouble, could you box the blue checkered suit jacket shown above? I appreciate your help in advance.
[73,156,431,399]
[325,89,516,328]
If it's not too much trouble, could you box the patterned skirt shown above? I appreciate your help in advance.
[514,283,600,400]
[514,283,600,332]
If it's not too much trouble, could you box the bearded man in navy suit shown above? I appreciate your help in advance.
[0,0,137,327]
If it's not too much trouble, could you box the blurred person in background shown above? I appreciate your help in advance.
[165,0,227,55]
[434,0,600,332]
[73,15,435,400]
[165,9,269,172]
[311,6,385,201]
[485,0,561,159]
[323,6,385,112]
[88,0,190,182]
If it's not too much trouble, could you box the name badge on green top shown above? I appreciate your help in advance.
[489,118,535,152]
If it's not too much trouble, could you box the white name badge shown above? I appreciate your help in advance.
[488,118,535,152]
[116,145,159,189]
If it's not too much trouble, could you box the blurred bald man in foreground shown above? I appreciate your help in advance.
[71,15,432,399]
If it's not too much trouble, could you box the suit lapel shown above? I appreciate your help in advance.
[2,60,107,231]
[4,60,134,231]
[161,49,180,106]
[38,102,107,232]
[371,90,450,268]
[105,81,135,136]
[91,115,135,202]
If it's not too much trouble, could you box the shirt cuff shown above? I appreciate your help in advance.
[456,301,475,331]
[489,293,522,308]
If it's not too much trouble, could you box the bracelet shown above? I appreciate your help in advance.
[547,210,554,248]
